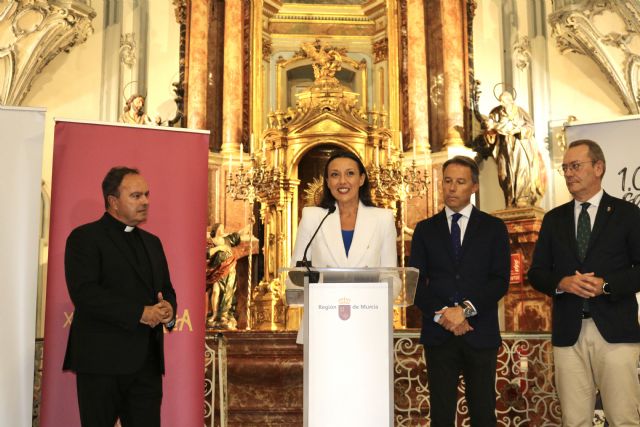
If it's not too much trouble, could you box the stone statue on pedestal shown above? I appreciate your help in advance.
[482,89,546,208]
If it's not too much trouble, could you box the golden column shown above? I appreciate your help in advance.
[221,0,243,154]
[441,0,466,148]
[406,0,430,152]
[186,0,209,129]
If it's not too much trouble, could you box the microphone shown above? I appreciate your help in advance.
[296,205,336,282]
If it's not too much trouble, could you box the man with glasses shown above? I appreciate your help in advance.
[529,139,640,426]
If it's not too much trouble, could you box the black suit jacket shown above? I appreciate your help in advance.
[409,207,510,349]
[63,213,177,375]
[528,192,640,346]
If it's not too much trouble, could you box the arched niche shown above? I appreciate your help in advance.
[287,64,357,107]
[276,54,367,111]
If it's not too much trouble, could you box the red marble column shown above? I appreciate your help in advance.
[407,0,430,152]
[441,0,466,148]
[221,0,243,154]
[186,0,209,129]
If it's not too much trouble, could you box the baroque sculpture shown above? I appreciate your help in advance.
[119,94,160,125]
[205,224,253,329]
[0,1,96,105]
[300,41,344,83]
[482,88,546,208]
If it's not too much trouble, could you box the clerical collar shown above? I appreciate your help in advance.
[104,212,137,233]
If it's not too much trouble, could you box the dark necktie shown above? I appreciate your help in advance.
[451,213,463,261]
[576,202,591,261]
[577,202,591,313]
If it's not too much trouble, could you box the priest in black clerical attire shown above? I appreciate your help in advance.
[63,166,177,427]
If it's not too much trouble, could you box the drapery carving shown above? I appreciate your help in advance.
[512,35,531,71]
[549,0,640,114]
[0,0,96,105]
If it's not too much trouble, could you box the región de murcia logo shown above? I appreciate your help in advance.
[338,297,351,321]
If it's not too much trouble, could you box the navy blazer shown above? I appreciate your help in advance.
[528,192,640,346]
[63,213,177,375]
[409,207,510,349]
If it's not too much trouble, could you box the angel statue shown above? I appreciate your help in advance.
[482,86,546,208]
[206,224,241,329]
[300,41,343,82]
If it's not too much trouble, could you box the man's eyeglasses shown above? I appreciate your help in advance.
[558,160,595,176]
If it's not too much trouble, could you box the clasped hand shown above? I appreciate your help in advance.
[435,306,474,336]
[558,271,604,298]
[140,292,174,328]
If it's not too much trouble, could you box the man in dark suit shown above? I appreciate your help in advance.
[64,166,177,427]
[528,140,640,426]
[409,156,510,426]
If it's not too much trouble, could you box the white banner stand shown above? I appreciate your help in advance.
[0,106,45,427]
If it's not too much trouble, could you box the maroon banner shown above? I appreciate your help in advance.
[41,121,209,427]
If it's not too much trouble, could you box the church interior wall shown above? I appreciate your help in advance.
[545,1,627,123]
[472,0,631,212]
[16,1,638,228]
[547,49,626,122]
[19,1,180,338]
[470,0,506,214]
[7,2,640,422]
[544,0,630,209]
[23,1,179,209]
[8,0,639,340]
[145,0,180,125]
[471,0,504,116]
[23,2,105,195]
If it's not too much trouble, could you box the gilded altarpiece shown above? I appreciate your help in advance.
[169,1,562,426]
[245,42,425,331]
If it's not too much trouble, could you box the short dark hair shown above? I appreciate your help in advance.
[102,166,140,209]
[568,139,606,175]
[442,156,479,184]
[319,150,375,209]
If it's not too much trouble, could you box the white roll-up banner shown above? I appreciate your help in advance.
[0,106,45,427]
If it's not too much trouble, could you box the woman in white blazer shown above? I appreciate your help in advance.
[291,150,398,269]
[290,150,398,344]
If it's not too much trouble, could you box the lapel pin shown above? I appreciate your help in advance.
[607,206,612,213]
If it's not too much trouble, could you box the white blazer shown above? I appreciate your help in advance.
[291,201,398,268]
[290,202,398,344]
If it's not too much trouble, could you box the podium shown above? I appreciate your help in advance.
[281,267,419,427]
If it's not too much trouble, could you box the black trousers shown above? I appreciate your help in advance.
[424,336,498,427]
[76,349,162,427]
